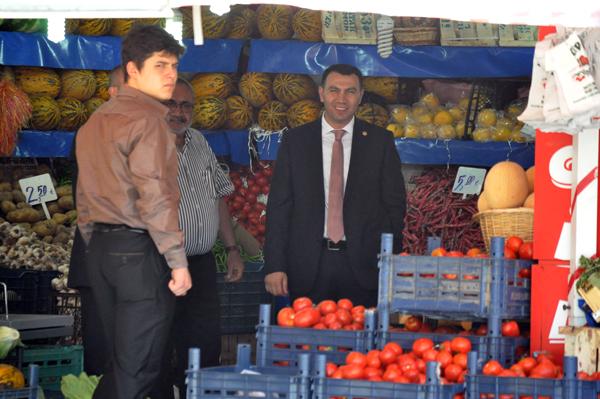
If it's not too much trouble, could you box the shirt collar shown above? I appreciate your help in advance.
[321,115,355,136]
[117,85,169,117]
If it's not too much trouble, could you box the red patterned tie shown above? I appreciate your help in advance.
[327,129,345,243]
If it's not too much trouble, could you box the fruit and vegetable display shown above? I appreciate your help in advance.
[276,297,367,330]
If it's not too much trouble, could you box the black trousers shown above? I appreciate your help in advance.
[86,229,175,399]
[302,243,378,308]
[78,287,108,375]
[152,252,221,399]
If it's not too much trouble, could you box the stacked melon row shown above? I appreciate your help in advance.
[192,72,322,131]
[64,18,165,37]
[7,66,109,131]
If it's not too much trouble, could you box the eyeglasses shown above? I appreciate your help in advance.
[162,100,194,113]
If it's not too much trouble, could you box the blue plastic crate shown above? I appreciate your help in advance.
[377,329,528,367]
[312,353,464,399]
[466,352,600,399]
[217,262,272,335]
[378,235,531,320]
[256,304,375,368]
[186,344,311,399]
[0,365,40,399]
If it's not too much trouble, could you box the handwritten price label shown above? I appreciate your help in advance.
[452,167,486,196]
[19,173,57,206]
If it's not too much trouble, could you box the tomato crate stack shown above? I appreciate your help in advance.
[465,352,600,399]
[256,304,375,368]
[377,234,531,366]
[186,344,312,399]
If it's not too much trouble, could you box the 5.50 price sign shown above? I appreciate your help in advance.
[19,173,57,211]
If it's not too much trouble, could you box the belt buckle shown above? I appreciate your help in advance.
[327,239,340,251]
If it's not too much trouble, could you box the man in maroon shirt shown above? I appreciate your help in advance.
[76,25,190,399]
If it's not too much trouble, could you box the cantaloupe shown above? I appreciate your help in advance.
[483,161,529,209]
[523,192,534,209]
[526,166,534,193]
[477,192,490,212]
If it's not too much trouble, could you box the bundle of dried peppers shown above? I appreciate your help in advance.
[0,78,32,156]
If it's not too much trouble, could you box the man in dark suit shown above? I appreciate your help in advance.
[264,64,406,307]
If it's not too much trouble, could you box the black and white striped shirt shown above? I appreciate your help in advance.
[177,128,234,256]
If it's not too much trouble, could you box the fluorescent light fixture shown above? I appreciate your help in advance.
[47,17,66,43]
[209,3,231,16]
[166,8,183,44]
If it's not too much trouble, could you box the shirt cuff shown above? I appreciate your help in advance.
[164,247,189,269]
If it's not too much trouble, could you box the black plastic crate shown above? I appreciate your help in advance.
[53,292,82,345]
[0,269,59,314]
[217,262,271,335]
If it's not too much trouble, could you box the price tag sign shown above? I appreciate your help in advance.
[452,167,486,196]
[19,174,57,219]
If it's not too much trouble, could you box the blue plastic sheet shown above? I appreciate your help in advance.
[225,130,250,165]
[0,32,243,72]
[248,39,534,78]
[257,135,534,168]
[202,131,230,156]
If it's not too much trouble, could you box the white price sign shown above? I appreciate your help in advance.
[452,167,486,196]
[19,173,57,219]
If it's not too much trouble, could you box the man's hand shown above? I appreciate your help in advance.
[169,267,192,296]
[225,251,244,282]
[265,271,288,296]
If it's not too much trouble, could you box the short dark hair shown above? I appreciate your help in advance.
[176,77,195,100]
[109,66,124,88]
[321,64,363,89]
[121,25,185,82]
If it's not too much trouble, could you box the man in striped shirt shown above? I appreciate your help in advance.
[152,78,244,399]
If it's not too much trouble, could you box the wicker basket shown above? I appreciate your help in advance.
[393,27,440,45]
[473,207,534,252]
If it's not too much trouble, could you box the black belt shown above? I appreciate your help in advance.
[323,239,346,251]
[93,223,147,234]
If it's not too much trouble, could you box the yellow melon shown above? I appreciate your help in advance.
[256,4,294,40]
[523,192,534,208]
[483,161,529,209]
[477,192,490,212]
[363,77,398,103]
[292,9,322,42]
[526,166,535,193]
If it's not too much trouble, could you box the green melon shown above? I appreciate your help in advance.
[239,72,273,108]
[193,96,228,130]
[258,101,288,131]
[191,73,235,100]
[77,19,112,36]
[57,98,89,131]
[227,6,257,39]
[273,73,318,105]
[60,70,97,101]
[287,99,322,128]
[93,71,111,101]
[225,95,254,129]
[84,97,106,116]
[29,96,61,131]
[15,67,61,98]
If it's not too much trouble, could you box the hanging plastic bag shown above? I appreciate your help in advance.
[518,39,552,123]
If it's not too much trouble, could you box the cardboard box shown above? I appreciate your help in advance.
[533,131,573,261]
[530,261,570,365]
[560,326,600,373]
[440,19,498,46]
[322,11,378,45]
[498,24,538,47]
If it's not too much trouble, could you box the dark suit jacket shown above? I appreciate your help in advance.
[264,118,406,296]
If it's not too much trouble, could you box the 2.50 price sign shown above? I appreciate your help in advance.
[19,173,57,209]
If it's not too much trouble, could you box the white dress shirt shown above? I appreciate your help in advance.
[322,115,354,238]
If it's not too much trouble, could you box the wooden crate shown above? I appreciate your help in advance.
[498,25,537,47]
[560,326,600,374]
[220,334,256,365]
[440,19,498,46]
[322,11,378,45]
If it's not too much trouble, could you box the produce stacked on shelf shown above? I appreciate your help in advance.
[65,18,164,36]
[402,167,485,255]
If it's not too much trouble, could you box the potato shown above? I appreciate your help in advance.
[56,185,72,197]
[1,200,16,214]
[53,232,70,244]
[0,182,12,192]
[16,202,30,209]
[12,190,25,203]
[52,213,68,225]
[58,195,74,211]
[46,202,60,215]
[32,220,57,237]
[23,208,43,223]
[0,192,12,202]
[6,209,27,223]
[65,210,78,225]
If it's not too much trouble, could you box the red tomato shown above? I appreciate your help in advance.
[249,184,261,195]
[475,324,488,336]
[439,340,452,352]
[463,274,479,280]
[335,308,352,326]
[578,371,593,380]
[383,342,403,355]
[352,312,365,324]
[382,366,401,382]
[366,350,382,369]
[317,300,337,315]
[431,247,447,257]
[246,193,257,204]
[466,248,483,257]
[529,361,557,379]
[442,273,458,280]
[509,364,526,377]
[345,351,368,368]
[379,348,398,366]
[447,251,464,257]
[436,350,453,368]
[337,298,354,311]
[328,320,343,330]
[498,369,517,377]
[518,267,531,279]
[444,363,463,382]
[363,367,382,379]
[505,236,524,253]
[450,337,472,354]
[404,368,420,383]
[341,364,365,379]
[351,305,366,315]
[412,338,434,357]
[323,313,338,327]
[422,348,439,362]
[518,357,537,375]
[331,368,344,379]
[482,360,503,376]
[404,316,422,332]
[292,297,313,312]
[504,247,517,259]
[518,242,534,260]
[293,307,320,328]
[325,362,337,377]
[256,176,269,187]
[313,323,327,329]
[501,320,520,337]
[453,353,468,369]
[277,307,295,327]
[415,358,426,373]
[262,167,273,177]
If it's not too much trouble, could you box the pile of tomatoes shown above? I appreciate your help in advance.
[277,297,366,330]
[397,316,523,339]
[428,247,487,258]
[325,336,472,385]
[504,236,534,260]
[226,161,273,245]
